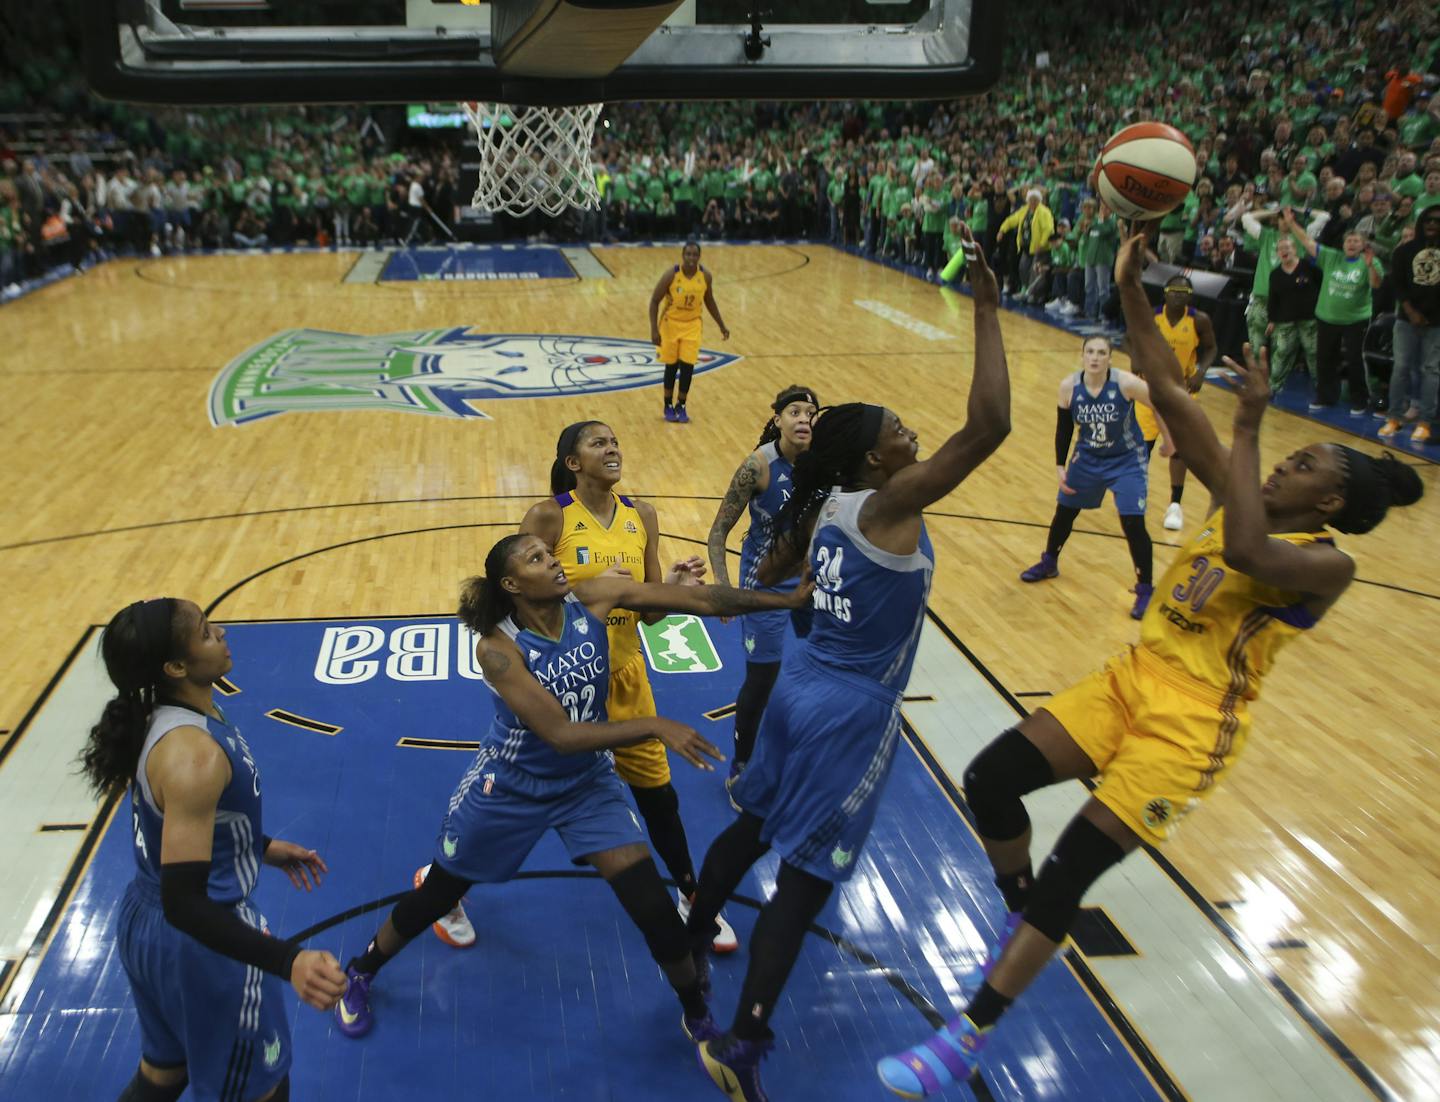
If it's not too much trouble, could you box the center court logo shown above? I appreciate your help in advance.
[209,329,741,426]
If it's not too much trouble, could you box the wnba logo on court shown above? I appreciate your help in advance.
[209,329,741,426]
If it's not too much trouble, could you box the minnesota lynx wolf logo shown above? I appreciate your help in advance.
[210,329,740,426]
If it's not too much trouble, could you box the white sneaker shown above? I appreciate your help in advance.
[1163,502,1184,531]
[414,864,476,948]
[1060,302,1079,316]
[1044,298,1064,312]
[677,891,739,954]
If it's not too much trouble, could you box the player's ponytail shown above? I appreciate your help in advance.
[755,384,821,449]
[459,534,529,635]
[77,598,186,797]
[770,403,885,559]
[549,421,604,496]
[1330,448,1424,534]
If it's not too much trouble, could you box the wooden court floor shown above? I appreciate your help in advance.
[2,243,1437,1097]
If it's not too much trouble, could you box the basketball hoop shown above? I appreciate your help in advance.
[462,101,603,217]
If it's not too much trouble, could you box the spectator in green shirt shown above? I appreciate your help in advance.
[1287,209,1384,412]
[1076,198,1119,321]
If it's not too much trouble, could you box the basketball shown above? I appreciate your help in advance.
[1092,122,1196,221]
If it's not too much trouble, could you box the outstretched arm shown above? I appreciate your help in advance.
[1219,348,1355,600]
[477,635,722,768]
[1115,231,1229,496]
[574,570,812,621]
[865,223,1011,530]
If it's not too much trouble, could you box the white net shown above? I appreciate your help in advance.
[462,101,603,217]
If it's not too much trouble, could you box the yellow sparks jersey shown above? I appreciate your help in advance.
[661,266,709,326]
[552,490,647,668]
[1140,509,1336,702]
[1155,306,1200,377]
[1137,307,1201,441]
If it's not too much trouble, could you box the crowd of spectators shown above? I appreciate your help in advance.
[2,0,1439,429]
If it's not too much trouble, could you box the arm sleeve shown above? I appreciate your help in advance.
[161,861,299,979]
[1055,407,1075,467]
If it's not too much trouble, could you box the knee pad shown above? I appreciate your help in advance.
[962,728,1055,841]
[608,857,689,963]
[677,361,695,390]
[1023,816,1126,942]
[391,862,471,941]
[261,1076,290,1102]
[663,362,679,390]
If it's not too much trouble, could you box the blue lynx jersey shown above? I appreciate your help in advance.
[803,489,934,693]
[131,704,264,904]
[480,592,611,782]
[739,441,800,591]
[1069,368,1144,460]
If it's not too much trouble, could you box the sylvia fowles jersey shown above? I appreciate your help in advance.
[480,593,612,781]
[802,489,934,694]
[131,704,264,905]
[1070,368,1144,462]
[739,441,800,592]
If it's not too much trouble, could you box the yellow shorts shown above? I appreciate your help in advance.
[658,318,702,365]
[1042,644,1250,845]
[1135,384,1200,443]
[608,654,671,788]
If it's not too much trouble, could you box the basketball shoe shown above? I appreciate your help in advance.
[414,864,476,947]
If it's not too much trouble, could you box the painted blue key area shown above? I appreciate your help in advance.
[380,245,576,282]
[0,618,1157,1101]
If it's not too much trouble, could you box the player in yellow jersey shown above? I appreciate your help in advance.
[648,240,730,424]
[877,231,1422,1098]
[525,420,738,952]
[1148,275,1216,531]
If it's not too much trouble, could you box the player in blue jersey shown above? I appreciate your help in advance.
[682,224,1012,1102]
[77,598,348,1102]
[706,384,821,794]
[1019,335,1175,619]
[333,533,812,1044]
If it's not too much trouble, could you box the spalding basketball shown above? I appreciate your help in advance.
[1093,123,1196,221]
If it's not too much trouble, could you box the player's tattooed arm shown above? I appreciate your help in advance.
[477,643,511,679]
[707,452,763,588]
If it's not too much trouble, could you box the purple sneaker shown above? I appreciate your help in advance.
[335,966,374,1038]
[699,1035,773,1101]
[1019,552,1059,582]
[876,1014,990,1098]
[683,1010,723,1045]
[1130,582,1154,620]
[676,406,690,423]
[665,405,678,422]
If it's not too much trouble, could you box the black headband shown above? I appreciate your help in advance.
[772,387,818,413]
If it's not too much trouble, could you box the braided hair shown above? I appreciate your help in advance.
[458,533,531,635]
[549,421,605,496]
[769,402,887,559]
[755,384,821,450]
[77,598,189,797]
[1328,448,1423,534]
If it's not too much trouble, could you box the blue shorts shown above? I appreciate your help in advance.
[118,881,291,1102]
[741,603,813,664]
[731,651,903,883]
[1061,453,1148,515]
[435,753,646,883]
